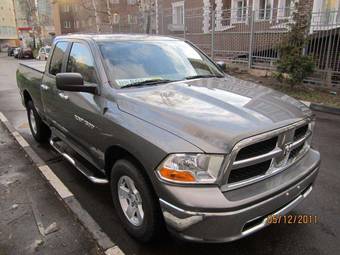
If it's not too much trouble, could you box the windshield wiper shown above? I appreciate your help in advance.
[120,79,174,89]
[185,74,224,80]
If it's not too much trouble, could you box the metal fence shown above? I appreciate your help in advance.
[156,7,340,88]
[95,6,340,88]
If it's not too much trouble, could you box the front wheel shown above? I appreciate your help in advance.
[110,159,165,242]
[27,100,51,143]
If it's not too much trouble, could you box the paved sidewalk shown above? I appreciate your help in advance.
[0,122,100,255]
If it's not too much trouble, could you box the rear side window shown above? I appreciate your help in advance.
[49,42,68,75]
[66,43,98,83]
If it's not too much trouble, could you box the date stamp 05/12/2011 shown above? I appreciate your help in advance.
[267,215,319,224]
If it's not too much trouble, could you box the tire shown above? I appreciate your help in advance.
[110,159,164,242]
[27,100,51,143]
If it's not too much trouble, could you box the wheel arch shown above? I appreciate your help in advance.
[105,145,149,179]
[104,144,161,195]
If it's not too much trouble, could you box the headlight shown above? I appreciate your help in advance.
[309,119,315,133]
[156,154,225,184]
[306,119,315,147]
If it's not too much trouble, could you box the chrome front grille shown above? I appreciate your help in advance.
[221,119,313,191]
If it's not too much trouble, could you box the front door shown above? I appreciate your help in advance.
[61,41,105,167]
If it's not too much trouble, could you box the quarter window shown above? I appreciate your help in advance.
[66,43,98,84]
[49,42,68,75]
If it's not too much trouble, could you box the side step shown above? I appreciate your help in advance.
[50,138,109,185]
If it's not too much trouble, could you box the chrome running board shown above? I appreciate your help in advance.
[50,137,108,184]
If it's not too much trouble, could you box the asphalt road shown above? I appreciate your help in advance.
[0,54,339,255]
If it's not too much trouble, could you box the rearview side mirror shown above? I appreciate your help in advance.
[216,61,227,72]
[56,73,97,94]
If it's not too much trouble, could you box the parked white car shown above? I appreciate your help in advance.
[37,46,51,60]
[13,47,21,58]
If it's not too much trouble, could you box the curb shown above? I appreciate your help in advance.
[301,101,340,115]
[310,103,340,115]
[0,112,124,255]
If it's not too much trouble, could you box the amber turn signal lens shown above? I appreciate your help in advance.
[159,168,196,182]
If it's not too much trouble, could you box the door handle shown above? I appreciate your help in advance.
[58,92,69,100]
[41,84,49,90]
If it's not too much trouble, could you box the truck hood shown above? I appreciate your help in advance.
[116,76,312,153]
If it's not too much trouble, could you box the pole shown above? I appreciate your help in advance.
[91,0,100,33]
[211,9,215,60]
[248,10,255,69]
[183,0,186,39]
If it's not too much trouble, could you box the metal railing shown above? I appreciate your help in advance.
[156,7,340,88]
[93,6,340,88]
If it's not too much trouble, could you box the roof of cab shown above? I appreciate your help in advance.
[55,34,182,42]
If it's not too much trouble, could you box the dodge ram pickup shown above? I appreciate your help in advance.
[16,34,321,243]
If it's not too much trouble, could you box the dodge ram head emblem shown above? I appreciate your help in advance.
[283,143,293,157]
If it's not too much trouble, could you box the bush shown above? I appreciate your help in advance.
[277,49,315,86]
[276,1,315,86]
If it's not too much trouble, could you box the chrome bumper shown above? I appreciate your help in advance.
[159,162,319,243]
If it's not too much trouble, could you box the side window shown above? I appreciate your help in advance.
[49,42,68,75]
[66,43,98,83]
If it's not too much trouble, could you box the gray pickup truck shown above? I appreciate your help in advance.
[17,34,320,243]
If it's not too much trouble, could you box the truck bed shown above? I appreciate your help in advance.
[17,60,46,113]
[19,60,46,73]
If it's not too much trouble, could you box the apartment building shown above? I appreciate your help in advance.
[157,0,316,34]
[53,0,154,35]
[0,0,18,49]
[157,0,315,59]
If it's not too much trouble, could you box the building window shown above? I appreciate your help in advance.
[321,0,340,24]
[254,0,273,20]
[74,20,80,28]
[277,0,294,19]
[113,13,120,24]
[127,0,136,5]
[128,14,137,24]
[311,0,340,29]
[231,0,248,23]
[63,4,70,12]
[172,1,184,25]
[236,0,247,22]
[284,0,292,17]
[88,18,93,26]
[64,21,71,28]
[110,0,119,3]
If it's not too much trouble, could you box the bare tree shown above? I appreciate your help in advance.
[17,0,40,48]
[79,0,156,34]
[137,0,156,34]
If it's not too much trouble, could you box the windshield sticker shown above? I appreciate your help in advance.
[116,77,162,87]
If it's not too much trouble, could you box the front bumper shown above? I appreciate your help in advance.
[159,149,320,242]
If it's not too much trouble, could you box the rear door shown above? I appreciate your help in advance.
[41,41,70,131]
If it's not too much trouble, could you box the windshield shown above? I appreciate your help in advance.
[45,47,51,53]
[98,40,224,88]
